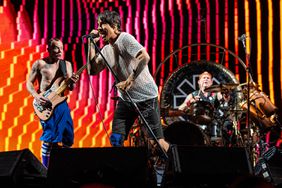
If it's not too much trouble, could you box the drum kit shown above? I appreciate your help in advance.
[146,43,281,182]
[163,81,279,151]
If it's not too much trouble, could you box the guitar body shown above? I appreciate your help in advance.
[32,62,88,120]
[33,88,67,121]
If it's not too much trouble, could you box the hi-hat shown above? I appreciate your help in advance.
[204,83,239,92]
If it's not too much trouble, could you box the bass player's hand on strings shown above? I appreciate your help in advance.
[34,94,51,106]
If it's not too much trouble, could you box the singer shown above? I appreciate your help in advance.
[87,10,170,153]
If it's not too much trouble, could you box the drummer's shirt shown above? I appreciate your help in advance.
[191,90,219,107]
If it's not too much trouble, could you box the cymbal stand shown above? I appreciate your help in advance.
[232,97,244,147]
[239,34,255,165]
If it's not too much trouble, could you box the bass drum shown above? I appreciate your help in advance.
[160,60,243,126]
[164,121,209,146]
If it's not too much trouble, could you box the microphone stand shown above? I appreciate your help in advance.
[86,36,168,160]
[240,35,255,166]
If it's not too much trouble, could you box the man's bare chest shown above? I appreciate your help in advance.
[40,63,60,80]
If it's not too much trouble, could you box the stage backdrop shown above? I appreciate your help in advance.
[0,0,281,160]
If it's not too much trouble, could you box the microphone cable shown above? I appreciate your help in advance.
[82,36,111,144]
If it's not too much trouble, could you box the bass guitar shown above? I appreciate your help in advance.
[33,63,87,120]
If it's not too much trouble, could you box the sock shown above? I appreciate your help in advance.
[110,133,124,146]
[41,142,52,168]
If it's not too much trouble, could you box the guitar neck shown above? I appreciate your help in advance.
[56,63,88,94]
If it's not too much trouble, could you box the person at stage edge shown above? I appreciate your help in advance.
[87,10,170,152]
[26,38,79,168]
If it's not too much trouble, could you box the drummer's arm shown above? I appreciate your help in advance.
[178,94,193,111]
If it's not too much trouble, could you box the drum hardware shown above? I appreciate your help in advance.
[197,124,208,131]
[161,101,215,125]
[188,101,214,125]
[161,108,187,117]
[238,34,254,164]
[240,88,278,130]
[202,101,240,147]
[128,119,147,147]
[230,117,244,147]
[229,109,246,112]
[225,94,248,147]
[209,122,224,146]
[254,146,277,183]
[269,114,278,124]
[204,83,239,93]
[239,81,260,90]
[238,94,278,170]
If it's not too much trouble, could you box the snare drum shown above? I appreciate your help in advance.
[188,101,214,125]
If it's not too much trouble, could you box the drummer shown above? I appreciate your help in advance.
[178,71,229,111]
[178,71,233,145]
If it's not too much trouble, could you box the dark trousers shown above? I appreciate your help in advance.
[110,97,164,146]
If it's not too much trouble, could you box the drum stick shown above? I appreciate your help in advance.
[198,82,204,97]
[197,90,201,97]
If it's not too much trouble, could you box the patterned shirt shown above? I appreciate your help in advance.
[98,32,158,102]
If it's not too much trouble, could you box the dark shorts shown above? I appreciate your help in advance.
[112,97,164,140]
[40,101,74,147]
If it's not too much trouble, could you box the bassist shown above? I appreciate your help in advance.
[26,38,78,168]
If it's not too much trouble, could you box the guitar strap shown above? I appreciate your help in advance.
[39,59,67,93]
[59,59,75,90]
[59,60,67,78]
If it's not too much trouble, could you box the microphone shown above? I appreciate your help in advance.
[238,34,247,48]
[238,34,247,41]
[82,33,100,39]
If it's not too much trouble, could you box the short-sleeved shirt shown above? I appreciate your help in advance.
[98,32,158,102]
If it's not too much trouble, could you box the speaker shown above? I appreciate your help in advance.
[47,147,149,188]
[165,145,253,187]
[0,149,47,187]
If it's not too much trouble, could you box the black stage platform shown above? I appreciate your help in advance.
[0,147,281,188]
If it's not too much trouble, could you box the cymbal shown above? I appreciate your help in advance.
[204,83,239,92]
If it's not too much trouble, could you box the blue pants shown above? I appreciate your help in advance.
[40,101,74,146]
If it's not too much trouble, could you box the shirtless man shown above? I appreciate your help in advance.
[26,38,78,168]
